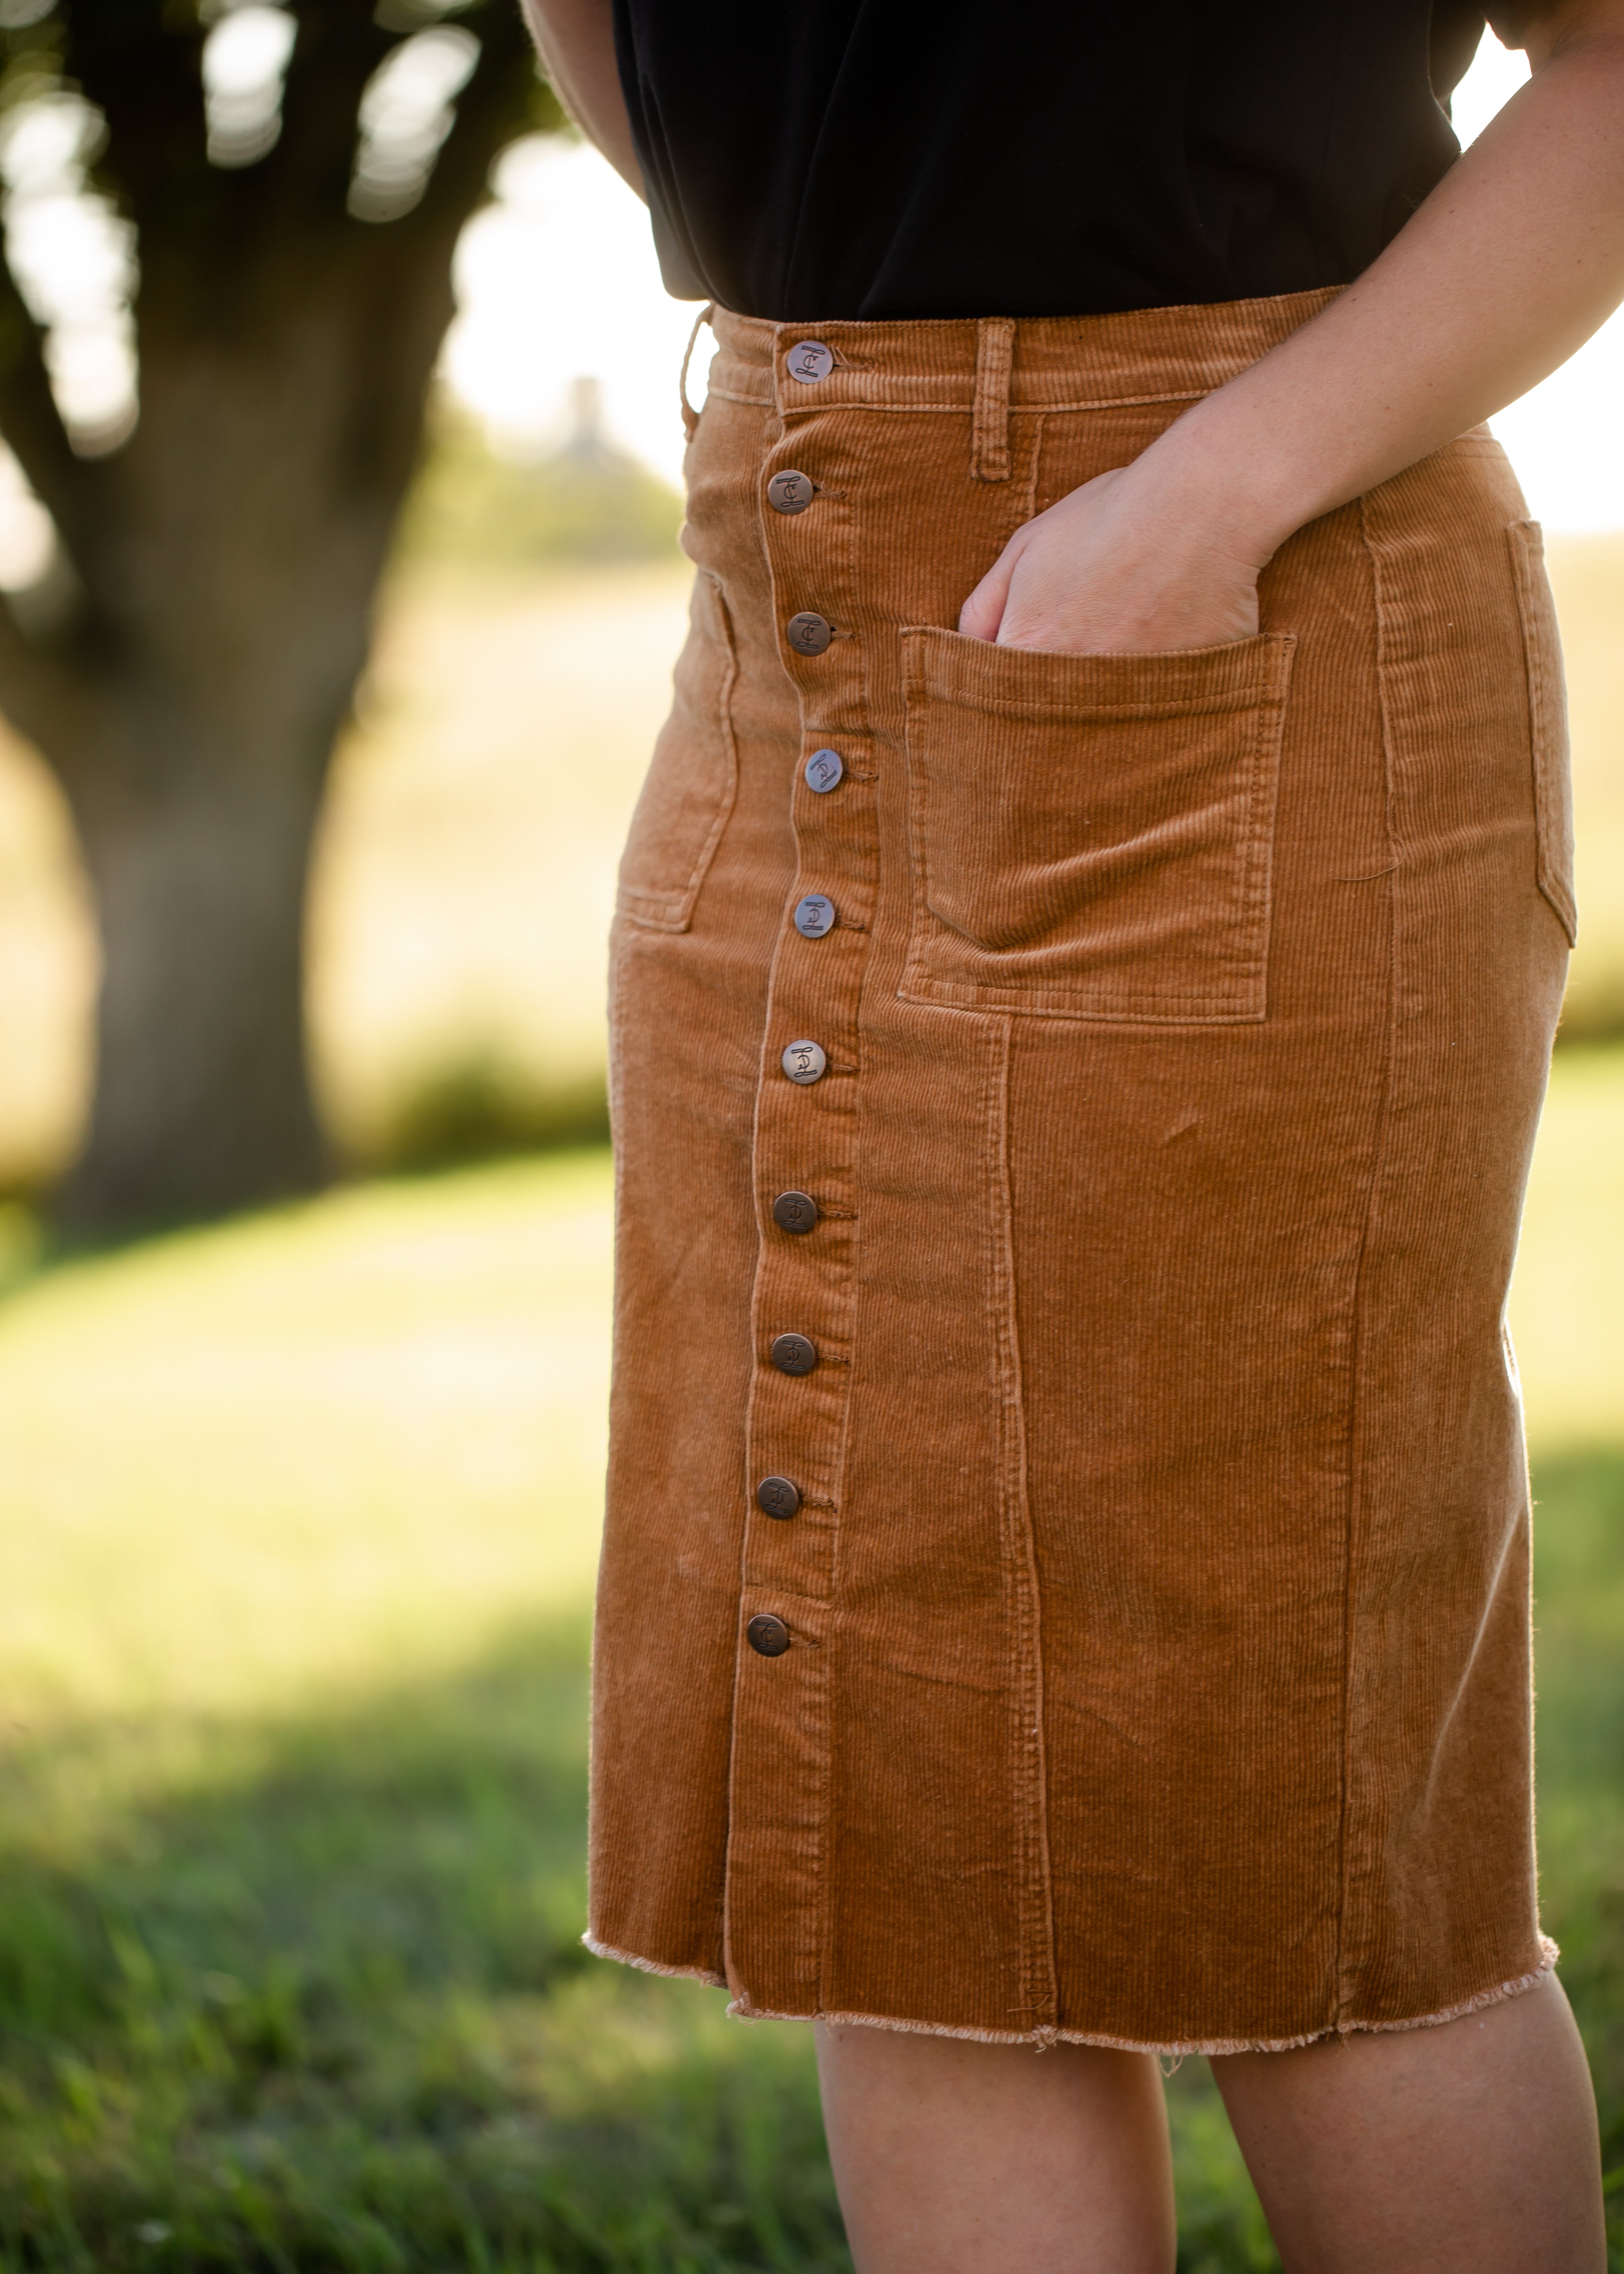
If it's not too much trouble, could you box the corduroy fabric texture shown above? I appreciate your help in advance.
[589,288,1575,2053]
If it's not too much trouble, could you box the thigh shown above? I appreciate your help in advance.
[1209,1976,1604,2274]
[814,2020,1176,2274]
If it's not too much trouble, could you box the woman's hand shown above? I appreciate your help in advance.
[958,459,1268,656]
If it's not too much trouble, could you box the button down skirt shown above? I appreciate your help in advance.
[586,289,1575,2053]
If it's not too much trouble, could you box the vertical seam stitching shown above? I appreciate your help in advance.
[1335,492,1403,2028]
[987,1013,1059,2031]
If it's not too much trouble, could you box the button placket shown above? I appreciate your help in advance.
[741,387,875,1615]
[721,357,874,2018]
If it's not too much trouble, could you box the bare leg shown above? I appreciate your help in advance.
[814,2020,1176,2274]
[1211,1974,1604,2274]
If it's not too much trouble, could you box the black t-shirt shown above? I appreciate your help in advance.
[612,2,1536,321]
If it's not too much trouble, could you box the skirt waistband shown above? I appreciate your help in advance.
[702,287,1340,420]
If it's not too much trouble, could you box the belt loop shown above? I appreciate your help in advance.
[971,317,1015,482]
[679,302,715,442]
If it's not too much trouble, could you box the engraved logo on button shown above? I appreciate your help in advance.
[786,611,833,656]
[772,1190,819,1234]
[793,894,836,938]
[747,1612,792,1656]
[782,1039,827,1084]
[787,340,834,383]
[756,1475,802,1519]
[805,748,845,793]
[768,470,815,514]
[769,1332,818,1376]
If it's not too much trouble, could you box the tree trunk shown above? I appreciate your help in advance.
[0,0,554,1229]
[55,693,336,1222]
[7,258,434,1226]
[40,258,415,1224]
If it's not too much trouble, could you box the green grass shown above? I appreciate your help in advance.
[0,1050,1621,2270]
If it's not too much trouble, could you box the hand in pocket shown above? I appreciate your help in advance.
[959,460,1265,658]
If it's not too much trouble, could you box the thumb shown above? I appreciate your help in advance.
[958,530,1027,642]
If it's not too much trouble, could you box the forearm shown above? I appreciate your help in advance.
[1150,1,1624,560]
[521,0,644,195]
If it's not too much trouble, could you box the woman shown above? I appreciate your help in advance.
[522,3,1621,2265]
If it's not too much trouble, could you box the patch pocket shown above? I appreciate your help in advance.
[899,626,1295,1021]
[616,570,739,932]
[1506,521,1578,948]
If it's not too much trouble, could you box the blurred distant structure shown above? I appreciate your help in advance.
[400,374,683,567]
[0,0,562,1226]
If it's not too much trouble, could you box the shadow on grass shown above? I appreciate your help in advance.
[0,1612,840,2274]
[3,1447,1623,2272]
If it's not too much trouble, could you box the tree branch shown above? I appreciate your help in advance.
[415,4,562,232]
[0,260,100,561]
[0,579,92,760]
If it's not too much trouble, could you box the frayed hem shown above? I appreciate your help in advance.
[725,1938,1562,2058]
[726,1998,1329,2057]
[581,1932,727,1989]
[1341,1936,1559,2038]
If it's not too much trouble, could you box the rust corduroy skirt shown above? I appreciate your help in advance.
[587,289,1576,2054]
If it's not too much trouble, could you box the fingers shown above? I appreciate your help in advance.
[957,569,1007,642]
[958,529,1027,642]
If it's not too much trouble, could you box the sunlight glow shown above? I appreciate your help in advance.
[350,25,480,224]
[0,92,137,454]
[443,136,708,485]
[202,3,298,170]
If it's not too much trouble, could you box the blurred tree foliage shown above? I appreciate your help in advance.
[0,0,562,1226]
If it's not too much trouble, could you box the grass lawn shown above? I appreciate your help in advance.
[0,1048,1621,2271]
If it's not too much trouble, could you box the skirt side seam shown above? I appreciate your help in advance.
[1334,492,1404,2026]
[985,1011,1060,2033]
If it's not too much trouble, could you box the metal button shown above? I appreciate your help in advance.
[770,1332,818,1376]
[781,1039,827,1084]
[756,1475,802,1519]
[786,611,833,657]
[793,894,836,938]
[768,470,815,514]
[772,1190,819,1234]
[804,748,845,794]
[748,1612,792,1656]
[787,340,833,383]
